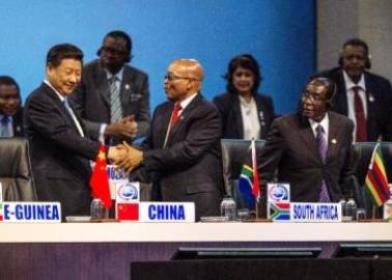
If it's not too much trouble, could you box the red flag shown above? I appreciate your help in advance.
[116,203,139,220]
[251,139,261,199]
[89,144,112,209]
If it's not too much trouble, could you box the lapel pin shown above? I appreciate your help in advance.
[331,139,337,144]
[369,94,375,102]
[125,84,130,90]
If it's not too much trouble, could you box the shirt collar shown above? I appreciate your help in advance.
[343,70,366,91]
[177,93,198,111]
[308,112,329,134]
[105,67,124,82]
[44,80,66,102]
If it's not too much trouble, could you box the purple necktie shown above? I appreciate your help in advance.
[316,125,330,202]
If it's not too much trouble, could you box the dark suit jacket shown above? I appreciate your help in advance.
[213,92,275,139]
[24,83,100,218]
[143,94,224,219]
[71,59,150,142]
[315,68,392,141]
[12,109,25,137]
[259,111,354,202]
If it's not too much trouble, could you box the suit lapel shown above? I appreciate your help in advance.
[364,72,376,134]
[232,95,244,138]
[297,113,322,162]
[157,104,173,148]
[119,66,133,114]
[43,83,83,136]
[326,112,340,162]
[166,95,201,146]
[254,94,266,138]
[95,63,111,107]
[334,70,349,115]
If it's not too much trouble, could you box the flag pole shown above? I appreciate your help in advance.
[251,138,261,220]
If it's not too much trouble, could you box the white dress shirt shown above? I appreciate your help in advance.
[343,71,367,141]
[239,95,260,140]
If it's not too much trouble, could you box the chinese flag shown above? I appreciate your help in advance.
[89,144,112,209]
[117,203,139,220]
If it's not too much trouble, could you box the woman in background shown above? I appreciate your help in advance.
[213,54,275,139]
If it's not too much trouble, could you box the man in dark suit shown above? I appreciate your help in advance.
[0,76,24,137]
[315,38,392,142]
[260,77,354,203]
[116,59,224,220]
[24,44,123,218]
[72,30,150,144]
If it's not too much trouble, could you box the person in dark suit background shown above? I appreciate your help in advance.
[0,76,24,137]
[24,44,124,218]
[71,30,150,145]
[315,38,392,142]
[115,59,224,220]
[259,77,354,204]
[213,54,275,140]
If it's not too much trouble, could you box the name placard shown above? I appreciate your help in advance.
[290,202,342,222]
[139,202,195,223]
[1,202,61,223]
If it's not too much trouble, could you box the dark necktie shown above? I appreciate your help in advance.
[316,125,330,202]
[352,86,367,141]
[109,76,122,123]
[0,116,11,137]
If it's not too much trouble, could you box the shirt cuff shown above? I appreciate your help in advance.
[99,124,107,143]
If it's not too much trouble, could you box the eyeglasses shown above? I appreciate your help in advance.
[164,74,200,81]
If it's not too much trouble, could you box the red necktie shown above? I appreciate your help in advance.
[169,103,182,128]
[352,86,367,141]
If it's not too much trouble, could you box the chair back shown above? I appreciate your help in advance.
[0,137,37,201]
[220,139,265,209]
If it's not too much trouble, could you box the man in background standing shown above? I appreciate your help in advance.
[72,30,150,145]
[315,38,392,142]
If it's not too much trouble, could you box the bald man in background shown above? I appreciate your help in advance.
[116,59,223,220]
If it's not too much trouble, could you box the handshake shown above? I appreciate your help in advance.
[107,142,143,172]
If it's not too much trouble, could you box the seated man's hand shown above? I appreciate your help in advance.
[114,142,144,172]
[105,115,138,139]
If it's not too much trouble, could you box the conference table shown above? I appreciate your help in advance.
[1,222,392,279]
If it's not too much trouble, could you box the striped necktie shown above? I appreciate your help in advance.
[109,76,122,123]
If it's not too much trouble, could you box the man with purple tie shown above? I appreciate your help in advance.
[259,77,355,203]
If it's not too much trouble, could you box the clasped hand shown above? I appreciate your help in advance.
[108,142,143,172]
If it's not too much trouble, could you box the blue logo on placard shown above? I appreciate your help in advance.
[117,183,139,200]
[270,184,289,201]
